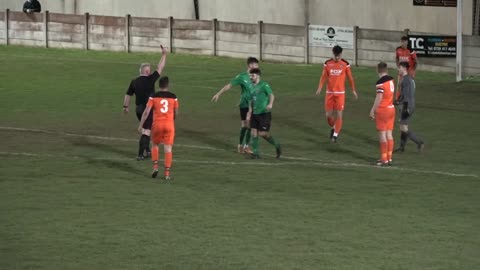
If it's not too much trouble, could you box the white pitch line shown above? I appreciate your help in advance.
[0,126,219,151]
[0,151,478,178]
[0,126,478,178]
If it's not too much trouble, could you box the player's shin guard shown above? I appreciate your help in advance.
[252,136,259,155]
[334,118,343,136]
[265,136,280,148]
[239,127,248,145]
[379,142,388,162]
[245,129,252,146]
[387,139,394,161]
[164,152,173,176]
[327,117,335,127]
[151,146,159,162]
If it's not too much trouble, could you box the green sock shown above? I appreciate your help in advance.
[265,136,280,148]
[239,127,248,144]
[252,136,259,155]
[245,128,251,145]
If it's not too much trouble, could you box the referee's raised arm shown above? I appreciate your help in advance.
[156,45,168,75]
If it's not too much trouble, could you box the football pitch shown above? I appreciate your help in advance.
[0,45,479,270]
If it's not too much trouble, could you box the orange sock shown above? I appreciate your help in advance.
[334,118,343,135]
[164,152,173,176]
[152,146,159,170]
[327,117,335,127]
[380,142,388,162]
[152,146,159,162]
[387,139,394,161]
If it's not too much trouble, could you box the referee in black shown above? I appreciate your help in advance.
[123,45,168,160]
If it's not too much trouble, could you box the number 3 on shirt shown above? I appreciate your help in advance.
[160,99,169,113]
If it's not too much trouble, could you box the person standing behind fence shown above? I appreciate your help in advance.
[23,0,41,13]
[123,45,168,161]
[395,36,417,98]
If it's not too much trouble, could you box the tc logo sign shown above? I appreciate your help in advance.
[409,37,424,49]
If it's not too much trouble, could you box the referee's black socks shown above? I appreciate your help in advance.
[138,134,150,157]
[400,131,408,148]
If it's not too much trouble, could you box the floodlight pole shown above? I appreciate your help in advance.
[456,0,463,82]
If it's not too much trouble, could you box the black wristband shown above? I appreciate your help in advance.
[123,105,128,108]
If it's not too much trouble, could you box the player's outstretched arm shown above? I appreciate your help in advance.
[138,106,152,133]
[156,45,168,74]
[211,83,232,102]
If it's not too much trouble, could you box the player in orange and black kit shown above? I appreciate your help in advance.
[138,77,179,180]
[369,62,395,166]
[316,45,358,142]
[396,36,417,97]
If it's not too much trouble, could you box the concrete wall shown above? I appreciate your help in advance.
[0,0,195,19]
[463,35,480,76]
[262,23,305,63]
[2,11,479,76]
[0,0,475,35]
[216,21,257,59]
[308,0,474,35]
[357,28,404,69]
[199,0,306,26]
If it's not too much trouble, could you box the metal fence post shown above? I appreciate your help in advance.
[212,18,217,56]
[5,9,9,45]
[257,20,263,61]
[84,12,89,50]
[168,16,173,53]
[354,26,359,66]
[44,10,49,48]
[304,23,310,64]
[125,14,130,53]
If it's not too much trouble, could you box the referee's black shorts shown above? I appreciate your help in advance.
[136,104,153,130]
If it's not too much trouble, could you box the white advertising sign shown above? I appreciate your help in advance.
[309,25,354,49]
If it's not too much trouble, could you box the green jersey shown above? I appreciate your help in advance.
[230,72,253,108]
[251,80,273,115]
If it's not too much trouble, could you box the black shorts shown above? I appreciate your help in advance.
[250,112,272,132]
[240,107,249,121]
[136,105,153,130]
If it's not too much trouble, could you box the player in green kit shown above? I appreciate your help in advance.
[212,57,259,154]
[246,68,281,159]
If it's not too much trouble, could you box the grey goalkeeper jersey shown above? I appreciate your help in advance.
[398,74,416,112]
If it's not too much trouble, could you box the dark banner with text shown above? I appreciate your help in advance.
[408,35,456,57]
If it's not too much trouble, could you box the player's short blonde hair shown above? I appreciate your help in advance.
[139,63,151,75]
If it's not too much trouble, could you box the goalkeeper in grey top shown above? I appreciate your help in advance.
[395,62,425,153]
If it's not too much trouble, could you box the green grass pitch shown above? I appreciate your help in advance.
[0,45,479,270]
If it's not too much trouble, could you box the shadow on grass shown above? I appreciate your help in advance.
[324,144,375,163]
[342,128,378,145]
[69,137,134,159]
[177,127,233,151]
[83,157,145,176]
[67,137,146,176]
